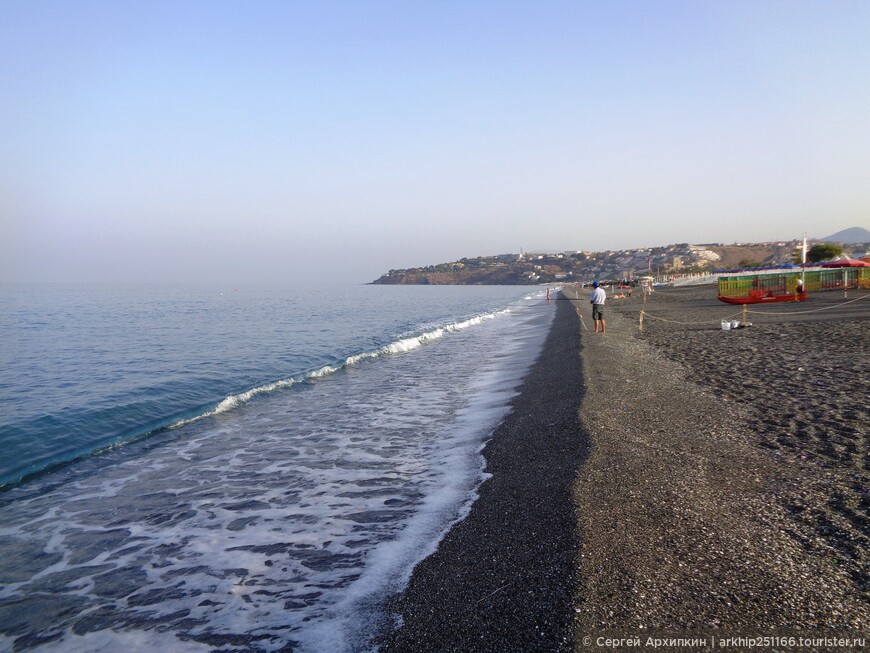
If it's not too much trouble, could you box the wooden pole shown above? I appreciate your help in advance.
[742,304,747,325]
[639,309,645,332]
[575,306,589,331]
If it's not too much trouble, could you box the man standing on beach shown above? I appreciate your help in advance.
[590,281,606,333]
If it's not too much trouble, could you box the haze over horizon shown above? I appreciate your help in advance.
[3,1,869,284]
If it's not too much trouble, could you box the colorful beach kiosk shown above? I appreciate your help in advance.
[717,265,870,304]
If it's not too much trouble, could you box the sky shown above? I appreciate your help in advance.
[2,0,869,284]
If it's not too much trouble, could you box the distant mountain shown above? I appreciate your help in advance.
[820,226,870,243]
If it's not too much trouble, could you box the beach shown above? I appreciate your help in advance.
[381,286,869,650]
[380,293,586,652]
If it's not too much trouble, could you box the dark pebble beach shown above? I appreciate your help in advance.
[380,286,869,652]
[380,292,587,652]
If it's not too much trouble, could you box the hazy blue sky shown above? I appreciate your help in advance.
[2,1,869,283]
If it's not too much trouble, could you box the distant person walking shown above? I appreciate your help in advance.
[590,281,606,333]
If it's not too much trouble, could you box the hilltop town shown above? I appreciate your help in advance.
[371,240,813,285]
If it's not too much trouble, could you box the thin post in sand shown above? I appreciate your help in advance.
[575,306,589,331]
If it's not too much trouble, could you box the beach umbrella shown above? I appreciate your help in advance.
[820,257,869,268]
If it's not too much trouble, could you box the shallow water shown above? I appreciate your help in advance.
[0,284,555,652]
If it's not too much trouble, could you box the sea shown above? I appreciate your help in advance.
[0,283,556,653]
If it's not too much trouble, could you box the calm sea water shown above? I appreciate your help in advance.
[0,283,555,652]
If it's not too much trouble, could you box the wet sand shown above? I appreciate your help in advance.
[380,294,586,652]
[380,287,869,651]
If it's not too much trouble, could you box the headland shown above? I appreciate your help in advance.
[369,238,870,285]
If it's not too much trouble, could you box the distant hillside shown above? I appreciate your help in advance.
[706,244,794,270]
[820,226,870,243]
[371,241,803,285]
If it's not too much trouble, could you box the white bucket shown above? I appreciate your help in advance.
[721,320,731,331]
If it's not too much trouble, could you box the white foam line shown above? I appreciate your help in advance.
[170,308,513,430]
[171,376,307,428]
[293,301,552,652]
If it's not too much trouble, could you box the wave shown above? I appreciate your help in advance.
[170,307,512,430]
[0,305,517,492]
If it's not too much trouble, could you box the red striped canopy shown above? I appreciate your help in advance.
[820,258,869,267]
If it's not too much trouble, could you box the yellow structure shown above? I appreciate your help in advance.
[717,267,870,299]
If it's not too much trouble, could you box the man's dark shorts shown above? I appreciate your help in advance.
[592,304,604,320]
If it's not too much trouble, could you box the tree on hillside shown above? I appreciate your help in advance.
[807,243,843,262]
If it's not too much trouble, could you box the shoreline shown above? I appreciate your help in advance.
[380,294,586,652]
[380,287,868,650]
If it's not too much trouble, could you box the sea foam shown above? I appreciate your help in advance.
[0,288,553,653]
